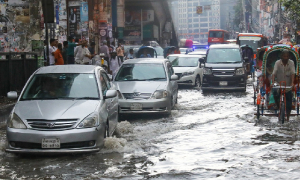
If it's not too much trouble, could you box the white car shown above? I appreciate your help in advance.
[171,55,204,88]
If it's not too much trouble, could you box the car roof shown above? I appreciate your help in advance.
[36,65,101,74]
[209,44,240,49]
[123,58,167,64]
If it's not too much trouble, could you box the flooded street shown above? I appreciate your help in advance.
[1,80,300,179]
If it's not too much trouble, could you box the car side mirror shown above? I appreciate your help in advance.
[171,75,179,81]
[7,91,18,99]
[104,90,117,99]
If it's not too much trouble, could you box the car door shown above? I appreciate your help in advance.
[166,62,178,106]
[101,71,118,132]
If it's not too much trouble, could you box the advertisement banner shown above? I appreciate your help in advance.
[80,2,88,22]
[124,10,141,41]
[68,6,80,39]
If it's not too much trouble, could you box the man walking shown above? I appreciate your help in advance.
[67,36,77,64]
[49,39,57,66]
[99,40,110,69]
[116,43,124,63]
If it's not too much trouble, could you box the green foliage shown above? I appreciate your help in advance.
[280,0,300,21]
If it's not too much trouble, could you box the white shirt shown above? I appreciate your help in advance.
[110,57,122,77]
[49,46,57,65]
[74,46,84,63]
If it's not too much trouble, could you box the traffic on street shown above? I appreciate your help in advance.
[1,0,300,179]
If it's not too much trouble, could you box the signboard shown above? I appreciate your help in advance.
[196,6,203,14]
[68,6,80,39]
[239,36,261,41]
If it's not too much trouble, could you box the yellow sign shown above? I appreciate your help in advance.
[197,6,203,14]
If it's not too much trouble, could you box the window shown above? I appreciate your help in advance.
[200,17,208,22]
[194,24,199,28]
[201,23,208,27]
[193,18,199,22]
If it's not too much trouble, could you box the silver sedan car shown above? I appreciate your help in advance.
[6,65,119,154]
[113,59,178,115]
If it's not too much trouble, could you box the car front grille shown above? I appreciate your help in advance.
[26,119,78,130]
[212,70,235,76]
[122,93,152,100]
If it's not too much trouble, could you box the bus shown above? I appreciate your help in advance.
[208,29,230,46]
[237,33,268,54]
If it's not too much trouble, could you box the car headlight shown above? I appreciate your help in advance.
[77,114,99,128]
[151,90,168,99]
[203,68,212,75]
[236,68,245,75]
[182,71,195,77]
[7,113,27,129]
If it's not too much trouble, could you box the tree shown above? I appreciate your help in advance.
[280,0,300,21]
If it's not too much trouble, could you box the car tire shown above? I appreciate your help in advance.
[195,75,201,88]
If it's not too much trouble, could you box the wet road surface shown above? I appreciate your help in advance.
[1,79,300,179]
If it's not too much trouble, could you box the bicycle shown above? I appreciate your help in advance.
[272,81,292,124]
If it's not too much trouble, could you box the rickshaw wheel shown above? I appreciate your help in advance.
[279,102,285,124]
[256,105,260,120]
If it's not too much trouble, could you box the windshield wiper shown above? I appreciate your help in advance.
[74,97,99,100]
[146,78,166,81]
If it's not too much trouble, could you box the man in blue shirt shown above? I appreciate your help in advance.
[67,36,79,64]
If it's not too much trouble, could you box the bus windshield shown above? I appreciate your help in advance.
[209,31,223,38]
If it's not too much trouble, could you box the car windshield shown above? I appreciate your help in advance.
[206,48,242,63]
[21,73,99,100]
[115,63,166,81]
[172,57,199,67]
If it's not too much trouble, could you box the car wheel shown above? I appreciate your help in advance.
[195,75,201,88]
[104,120,109,138]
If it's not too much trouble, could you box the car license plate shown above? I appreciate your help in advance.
[42,138,60,149]
[130,103,142,110]
[219,81,228,86]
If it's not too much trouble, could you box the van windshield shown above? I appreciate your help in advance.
[206,48,242,63]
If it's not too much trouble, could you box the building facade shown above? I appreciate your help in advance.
[172,0,234,44]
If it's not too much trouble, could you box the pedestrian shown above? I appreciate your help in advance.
[127,49,135,59]
[54,43,64,65]
[62,41,68,64]
[48,38,57,66]
[116,43,124,63]
[74,40,92,65]
[110,51,122,78]
[88,41,96,56]
[43,40,47,63]
[99,40,110,69]
[174,47,180,54]
[67,36,77,64]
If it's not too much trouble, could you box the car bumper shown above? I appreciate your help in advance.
[6,127,103,154]
[177,75,195,85]
[119,98,170,114]
[202,75,246,90]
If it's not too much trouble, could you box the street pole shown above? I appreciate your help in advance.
[43,0,50,66]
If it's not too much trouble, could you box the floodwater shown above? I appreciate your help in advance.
[1,79,300,179]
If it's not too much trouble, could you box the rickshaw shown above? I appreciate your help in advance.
[240,45,254,77]
[255,45,300,123]
[253,45,272,105]
[136,46,158,58]
[164,46,176,58]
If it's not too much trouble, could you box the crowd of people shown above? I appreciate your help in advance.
[44,37,129,76]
